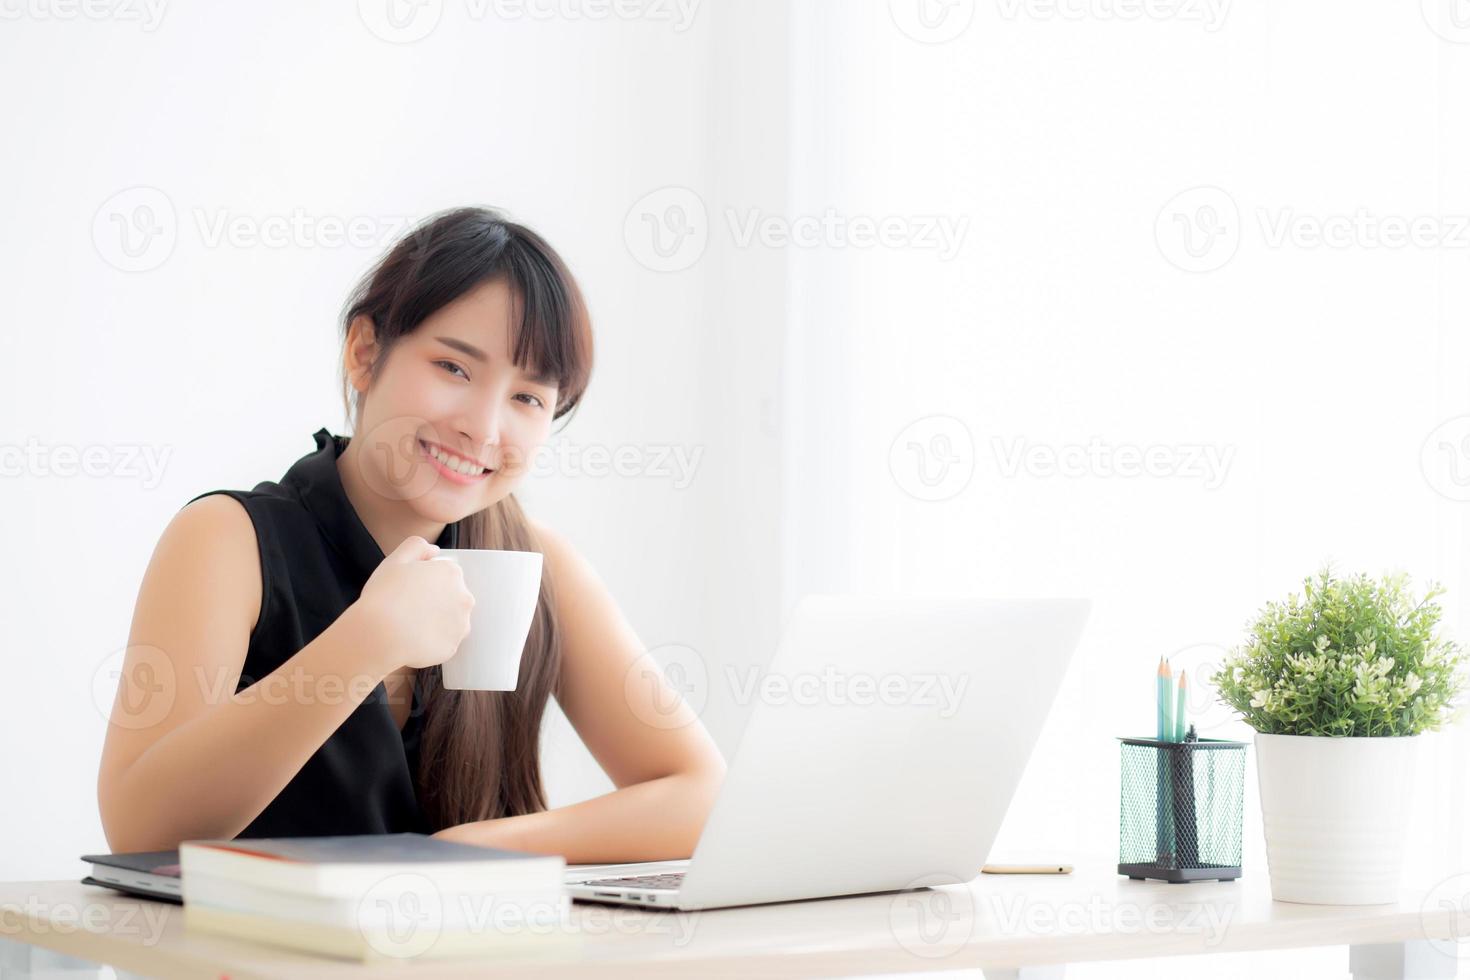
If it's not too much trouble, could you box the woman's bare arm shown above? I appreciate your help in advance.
[96,495,397,853]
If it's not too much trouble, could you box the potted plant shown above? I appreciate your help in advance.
[1211,564,1468,905]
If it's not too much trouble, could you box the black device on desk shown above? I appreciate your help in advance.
[79,849,183,904]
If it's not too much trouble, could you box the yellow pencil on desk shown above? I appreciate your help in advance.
[981,862,1074,874]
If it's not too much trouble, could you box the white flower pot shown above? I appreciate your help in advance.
[1255,732,1420,905]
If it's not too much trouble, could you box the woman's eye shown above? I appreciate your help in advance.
[435,360,468,380]
[433,360,543,407]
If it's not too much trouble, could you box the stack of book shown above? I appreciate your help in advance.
[179,833,573,962]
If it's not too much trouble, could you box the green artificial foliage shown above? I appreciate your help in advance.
[1212,563,1469,737]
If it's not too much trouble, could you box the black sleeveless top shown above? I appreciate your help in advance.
[185,427,459,839]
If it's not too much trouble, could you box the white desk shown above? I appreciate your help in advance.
[2,859,1467,979]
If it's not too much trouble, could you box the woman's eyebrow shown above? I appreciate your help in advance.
[434,335,558,387]
[435,336,487,362]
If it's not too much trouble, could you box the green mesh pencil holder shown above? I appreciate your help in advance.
[1117,736,1247,883]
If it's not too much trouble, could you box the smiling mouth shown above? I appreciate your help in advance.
[417,438,493,483]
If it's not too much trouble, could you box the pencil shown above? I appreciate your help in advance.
[1159,658,1173,743]
[1175,669,1187,742]
[1155,657,1171,865]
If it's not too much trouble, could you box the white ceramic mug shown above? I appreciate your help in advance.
[429,549,543,691]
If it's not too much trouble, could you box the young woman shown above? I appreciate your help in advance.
[97,207,726,862]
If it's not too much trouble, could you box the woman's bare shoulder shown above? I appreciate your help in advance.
[528,515,594,568]
[154,492,264,634]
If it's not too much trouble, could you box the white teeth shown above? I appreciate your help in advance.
[423,441,485,476]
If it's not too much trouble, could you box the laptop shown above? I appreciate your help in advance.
[565,593,1091,911]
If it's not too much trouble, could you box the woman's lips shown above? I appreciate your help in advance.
[418,438,492,486]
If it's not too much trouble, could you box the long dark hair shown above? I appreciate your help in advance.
[338,206,593,832]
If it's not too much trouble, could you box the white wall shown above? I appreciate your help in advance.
[784,0,1470,915]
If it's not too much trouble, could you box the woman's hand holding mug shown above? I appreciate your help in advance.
[355,535,475,673]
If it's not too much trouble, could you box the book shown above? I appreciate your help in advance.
[177,833,573,962]
[184,869,567,931]
[182,902,579,963]
[178,832,563,897]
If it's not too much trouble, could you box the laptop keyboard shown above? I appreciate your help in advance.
[578,872,685,890]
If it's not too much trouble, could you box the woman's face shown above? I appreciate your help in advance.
[348,277,560,524]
